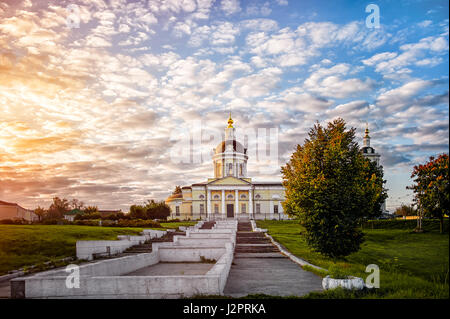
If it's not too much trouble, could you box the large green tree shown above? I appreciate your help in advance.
[408,153,449,233]
[281,118,387,258]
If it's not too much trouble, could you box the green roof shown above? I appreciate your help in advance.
[65,209,83,216]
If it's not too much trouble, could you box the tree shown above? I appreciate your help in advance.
[47,197,70,219]
[394,204,417,218]
[70,199,84,210]
[129,204,147,219]
[145,200,171,220]
[34,206,47,222]
[408,154,449,233]
[281,118,387,258]
[83,206,98,214]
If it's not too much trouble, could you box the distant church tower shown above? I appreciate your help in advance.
[361,123,380,166]
[212,114,248,178]
[361,123,387,213]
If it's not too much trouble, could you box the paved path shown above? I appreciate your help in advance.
[0,281,10,299]
[224,221,323,297]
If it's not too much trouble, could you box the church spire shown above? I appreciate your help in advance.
[363,122,370,147]
[227,112,234,128]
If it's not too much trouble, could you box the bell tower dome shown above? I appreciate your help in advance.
[212,114,248,178]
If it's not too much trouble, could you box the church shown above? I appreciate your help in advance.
[166,115,288,220]
[166,117,387,220]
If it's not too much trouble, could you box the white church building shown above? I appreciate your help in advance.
[166,118,387,220]
[166,115,288,221]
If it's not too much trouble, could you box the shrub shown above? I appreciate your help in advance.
[363,218,449,232]
[115,219,161,228]
[74,220,99,226]
[0,219,26,225]
[100,220,117,227]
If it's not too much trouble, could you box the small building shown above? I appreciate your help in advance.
[64,209,83,222]
[0,200,37,222]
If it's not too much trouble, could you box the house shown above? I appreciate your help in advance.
[0,200,37,222]
[63,208,83,222]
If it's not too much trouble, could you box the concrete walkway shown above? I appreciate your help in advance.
[224,257,323,297]
[224,221,323,297]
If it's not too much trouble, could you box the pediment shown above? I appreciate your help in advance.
[207,176,251,185]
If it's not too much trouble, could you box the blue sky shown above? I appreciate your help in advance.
[0,0,448,211]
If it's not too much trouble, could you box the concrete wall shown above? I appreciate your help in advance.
[76,230,166,261]
[12,221,236,299]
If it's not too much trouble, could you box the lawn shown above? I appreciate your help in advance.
[0,221,196,275]
[256,220,449,299]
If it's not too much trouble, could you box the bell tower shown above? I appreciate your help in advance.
[212,114,248,179]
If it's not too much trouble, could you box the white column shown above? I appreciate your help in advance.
[249,188,253,219]
[235,189,239,218]
[270,200,274,219]
[221,189,225,218]
[207,188,211,219]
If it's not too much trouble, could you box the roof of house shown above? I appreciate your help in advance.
[0,200,31,211]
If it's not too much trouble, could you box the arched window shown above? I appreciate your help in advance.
[227,194,234,200]
[199,194,205,199]
[228,163,233,175]
[240,194,247,199]
[213,194,220,200]
[240,164,243,176]
[255,194,261,199]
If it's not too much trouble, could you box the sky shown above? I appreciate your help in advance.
[0,0,448,212]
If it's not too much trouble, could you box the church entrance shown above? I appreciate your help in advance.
[227,204,234,218]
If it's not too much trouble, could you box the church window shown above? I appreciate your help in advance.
[240,194,246,199]
[227,194,233,200]
[213,194,220,200]
[214,204,219,214]
[175,206,180,216]
[199,204,204,214]
[228,163,232,175]
[255,194,261,199]
[256,203,261,214]
[274,205,279,214]
[199,194,205,199]
[241,203,246,213]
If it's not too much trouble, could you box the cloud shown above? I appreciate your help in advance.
[221,0,241,15]
[304,64,377,99]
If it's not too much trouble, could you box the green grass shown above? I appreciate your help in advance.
[256,220,449,299]
[0,221,196,275]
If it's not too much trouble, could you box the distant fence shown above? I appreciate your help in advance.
[362,218,449,232]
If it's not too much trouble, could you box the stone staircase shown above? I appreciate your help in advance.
[234,221,282,257]
[199,221,216,229]
[123,231,186,255]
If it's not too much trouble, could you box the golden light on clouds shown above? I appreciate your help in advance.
[0,0,448,211]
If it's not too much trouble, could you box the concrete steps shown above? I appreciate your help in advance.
[234,221,283,257]
[123,231,186,254]
[199,221,216,229]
